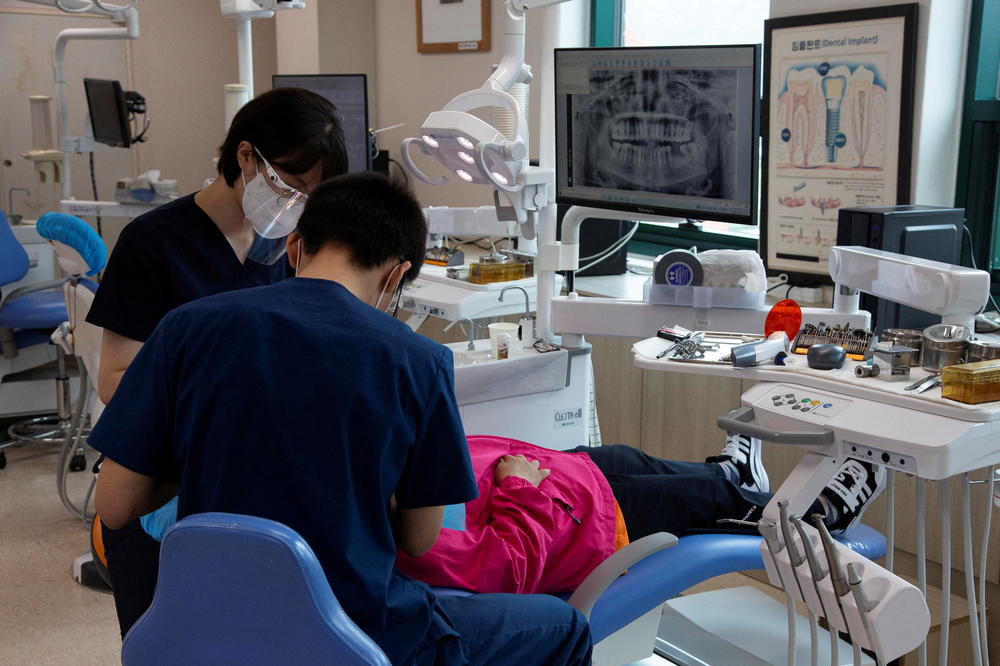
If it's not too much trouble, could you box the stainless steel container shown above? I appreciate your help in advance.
[968,340,1000,364]
[880,329,923,367]
[921,324,972,371]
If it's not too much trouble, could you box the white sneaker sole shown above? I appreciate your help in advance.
[745,437,769,494]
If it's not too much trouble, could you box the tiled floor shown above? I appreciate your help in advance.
[0,443,120,665]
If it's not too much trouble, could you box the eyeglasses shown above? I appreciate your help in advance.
[254,147,308,204]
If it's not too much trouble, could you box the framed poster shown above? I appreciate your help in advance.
[760,3,918,282]
[417,0,491,54]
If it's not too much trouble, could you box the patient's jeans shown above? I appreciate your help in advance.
[411,592,593,665]
[566,444,822,541]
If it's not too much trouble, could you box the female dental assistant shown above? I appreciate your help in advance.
[85,86,348,636]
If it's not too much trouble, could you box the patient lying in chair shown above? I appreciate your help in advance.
[395,435,885,595]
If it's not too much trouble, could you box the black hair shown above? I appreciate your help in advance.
[217,87,348,186]
[297,173,426,283]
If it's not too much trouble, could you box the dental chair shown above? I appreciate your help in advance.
[123,512,884,666]
[121,513,391,666]
[0,211,105,469]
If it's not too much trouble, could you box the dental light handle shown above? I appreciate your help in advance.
[717,406,835,447]
[400,138,448,186]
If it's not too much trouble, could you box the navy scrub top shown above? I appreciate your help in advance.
[88,278,478,664]
[86,193,291,342]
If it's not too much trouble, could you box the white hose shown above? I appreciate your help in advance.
[830,628,838,666]
[56,365,95,523]
[963,474,985,666]
[939,479,951,666]
[885,470,895,572]
[978,468,994,666]
[916,479,927,666]
[786,595,797,666]
[809,611,818,666]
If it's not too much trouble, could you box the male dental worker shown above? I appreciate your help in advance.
[91,173,592,665]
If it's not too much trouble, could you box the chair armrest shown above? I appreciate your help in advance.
[1,278,67,308]
[566,532,678,619]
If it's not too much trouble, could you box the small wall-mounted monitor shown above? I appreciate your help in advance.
[83,78,131,148]
[555,45,762,226]
[272,74,371,173]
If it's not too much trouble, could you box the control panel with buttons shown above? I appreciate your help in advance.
[760,387,850,420]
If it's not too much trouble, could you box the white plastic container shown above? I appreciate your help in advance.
[643,278,765,310]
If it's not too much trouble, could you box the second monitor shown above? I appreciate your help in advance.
[554,45,761,225]
[272,74,371,173]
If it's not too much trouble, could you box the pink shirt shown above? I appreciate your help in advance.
[396,435,618,595]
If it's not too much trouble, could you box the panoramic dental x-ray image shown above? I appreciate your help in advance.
[574,68,738,198]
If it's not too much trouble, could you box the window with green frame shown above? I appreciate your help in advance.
[589,0,767,255]
[955,0,1000,299]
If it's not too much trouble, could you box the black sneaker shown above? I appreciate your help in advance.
[822,459,886,534]
[708,433,769,494]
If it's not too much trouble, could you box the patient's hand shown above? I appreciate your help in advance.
[495,454,551,487]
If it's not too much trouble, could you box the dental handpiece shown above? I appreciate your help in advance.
[778,500,805,567]
[758,518,785,555]
[792,515,827,583]
[812,514,850,598]
[847,563,880,661]
[846,563,877,613]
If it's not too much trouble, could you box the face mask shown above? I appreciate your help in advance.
[242,162,306,240]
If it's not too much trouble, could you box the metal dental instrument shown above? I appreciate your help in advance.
[804,514,839,666]
[779,501,805,569]
[760,516,797,666]
[758,518,784,555]
[847,563,882,666]
[812,514,849,599]
[792,515,827,584]
[812,514,865,665]
[913,378,941,394]
[904,372,941,393]
[791,516,824,666]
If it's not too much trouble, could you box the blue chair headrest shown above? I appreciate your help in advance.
[36,212,107,276]
[0,209,30,286]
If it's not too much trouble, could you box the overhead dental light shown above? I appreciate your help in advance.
[401,0,571,230]
[403,86,528,193]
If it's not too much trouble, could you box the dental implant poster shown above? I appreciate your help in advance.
[760,4,917,279]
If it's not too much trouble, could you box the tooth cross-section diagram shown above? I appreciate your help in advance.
[775,61,887,172]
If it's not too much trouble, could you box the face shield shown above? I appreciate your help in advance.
[243,147,309,265]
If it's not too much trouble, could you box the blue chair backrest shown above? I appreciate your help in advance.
[0,210,30,287]
[36,212,107,276]
[121,512,390,666]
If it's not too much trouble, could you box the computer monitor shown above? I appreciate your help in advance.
[555,45,761,225]
[83,78,131,148]
[272,74,371,173]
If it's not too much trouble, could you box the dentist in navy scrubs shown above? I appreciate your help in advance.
[86,86,348,636]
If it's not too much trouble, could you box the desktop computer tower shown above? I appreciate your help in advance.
[836,205,965,332]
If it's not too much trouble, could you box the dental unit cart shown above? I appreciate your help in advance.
[630,247,996,666]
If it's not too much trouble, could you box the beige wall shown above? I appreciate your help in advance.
[1,3,276,247]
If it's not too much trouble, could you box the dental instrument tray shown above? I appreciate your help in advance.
[660,331,764,364]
